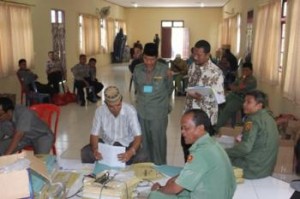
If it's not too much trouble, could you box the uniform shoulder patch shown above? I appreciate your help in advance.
[244,121,253,132]
[187,154,193,163]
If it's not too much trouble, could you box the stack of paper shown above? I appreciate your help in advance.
[186,86,225,104]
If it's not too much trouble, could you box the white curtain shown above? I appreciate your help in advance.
[252,0,281,85]
[0,3,34,77]
[100,19,108,53]
[283,0,300,104]
[107,18,115,53]
[220,14,240,55]
[80,14,100,56]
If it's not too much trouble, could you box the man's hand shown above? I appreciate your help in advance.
[117,149,134,162]
[151,182,162,191]
[93,149,102,160]
[187,92,202,100]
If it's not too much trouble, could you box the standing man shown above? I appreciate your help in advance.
[153,34,160,52]
[149,109,236,199]
[0,97,54,155]
[226,90,279,179]
[71,54,96,106]
[182,40,225,161]
[81,86,142,164]
[133,43,173,165]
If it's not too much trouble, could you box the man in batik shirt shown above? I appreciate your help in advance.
[182,40,225,161]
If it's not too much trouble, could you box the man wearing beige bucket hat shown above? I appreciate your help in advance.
[81,86,142,164]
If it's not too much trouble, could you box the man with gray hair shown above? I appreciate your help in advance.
[81,86,142,164]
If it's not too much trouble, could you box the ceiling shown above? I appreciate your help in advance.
[105,0,229,8]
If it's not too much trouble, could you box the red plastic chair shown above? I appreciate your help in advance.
[24,103,60,155]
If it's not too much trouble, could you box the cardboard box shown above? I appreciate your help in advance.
[273,139,295,174]
[0,151,49,198]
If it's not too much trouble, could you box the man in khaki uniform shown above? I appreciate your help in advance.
[226,90,279,179]
[149,109,236,199]
[216,62,257,130]
[133,43,173,165]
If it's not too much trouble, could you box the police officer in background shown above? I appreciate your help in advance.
[226,90,279,179]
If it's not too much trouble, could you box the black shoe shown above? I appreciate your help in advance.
[87,96,97,103]
[80,100,85,106]
[177,91,185,96]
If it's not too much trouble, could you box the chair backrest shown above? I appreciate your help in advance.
[29,104,60,141]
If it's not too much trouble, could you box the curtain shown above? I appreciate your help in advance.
[100,19,108,53]
[220,14,240,55]
[252,0,281,85]
[107,18,115,53]
[221,18,229,46]
[0,3,34,77]
[283,0,300,103]
[52,22,66,73]
[81,14,100,56]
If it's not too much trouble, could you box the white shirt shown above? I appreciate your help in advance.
[90,102,141,147]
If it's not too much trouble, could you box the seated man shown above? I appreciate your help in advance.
[71,54,96,106]
[226,90,279,179]
[81,86,142,164]
[170,54,188,96]
[0,97,54,155]
[46,51,64,93]
[149,109,236,199]
[17,59,54,97]
[216,62,257,130]
[87,58,104,99]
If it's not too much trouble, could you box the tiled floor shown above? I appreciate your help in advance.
[56,63,186,167]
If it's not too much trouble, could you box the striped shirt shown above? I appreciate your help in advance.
[90,102,141,147]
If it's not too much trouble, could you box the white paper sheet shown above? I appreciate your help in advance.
[98,143,126,168]
[186,86,225,104]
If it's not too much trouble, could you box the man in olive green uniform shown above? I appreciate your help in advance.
[149,109,236,199]
[226,90,279,179]
[133,43,173,165]
[216,62,257,130]
[170,54,188,96]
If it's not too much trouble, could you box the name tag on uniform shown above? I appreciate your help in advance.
[143,85,153,93]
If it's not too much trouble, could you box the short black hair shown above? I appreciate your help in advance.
[243,62,253,71]
[18,59,26,65]
[0,97,14,112]
[143,43,158,57]
[184,109,213,133]
[194,40,211,53]
[245,90,268,108]
[89,58,96,63]
[79,54,86,59]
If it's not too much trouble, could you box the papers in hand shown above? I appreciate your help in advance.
[186,86,225,104]
[98,143,126,168]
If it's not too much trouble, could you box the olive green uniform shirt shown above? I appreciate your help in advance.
[231,75,257,99]
[226,109,279,179]
[149,134,236,199]
[133,61,173,120]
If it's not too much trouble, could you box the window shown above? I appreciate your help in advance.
[100,19,108,53]
[0,3,34,77]
[79,14,100,56]
[161,20,184,28]
[279,0,287,71]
